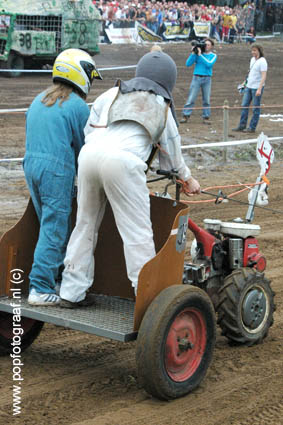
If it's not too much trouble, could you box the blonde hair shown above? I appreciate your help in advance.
[150,45,163,53]
[42,83,75,107]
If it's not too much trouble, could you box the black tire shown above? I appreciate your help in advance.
[217,268,275,346]
[136,285,216,400]
[0,51,24,77]
[0,312,43,355]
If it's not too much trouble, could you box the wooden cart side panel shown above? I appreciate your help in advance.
[0,198,80,297]
[92,196,187,299]
[0,199,38,296]
[90,202,133,298]
[133,206,189,331]
[0,195,187,301]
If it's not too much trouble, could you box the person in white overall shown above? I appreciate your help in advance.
[59,51,200,308]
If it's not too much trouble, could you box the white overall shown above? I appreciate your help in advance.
[60,88,191,302]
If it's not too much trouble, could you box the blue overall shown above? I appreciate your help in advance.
[24,91,90,294]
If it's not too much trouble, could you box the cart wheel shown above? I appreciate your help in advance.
[217,268,275,346]
[136,285,216,400]
[0,51,24,77]
[0,312,43,355]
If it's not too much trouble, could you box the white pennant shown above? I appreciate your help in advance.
[256,132,274,177]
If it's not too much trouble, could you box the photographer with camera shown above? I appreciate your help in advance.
[180,38,217,124]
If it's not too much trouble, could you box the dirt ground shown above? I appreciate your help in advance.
[0,41,283,425]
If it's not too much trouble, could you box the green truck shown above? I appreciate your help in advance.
[0,0,101,77]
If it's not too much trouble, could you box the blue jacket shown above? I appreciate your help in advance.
[186,52,217,77]
[25,91,90,172]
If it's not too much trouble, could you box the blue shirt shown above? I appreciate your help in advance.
[25,91,90,172]
[157,11,163,26]
[186,52,217,77]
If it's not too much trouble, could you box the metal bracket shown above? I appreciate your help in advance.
[183,263,206,284]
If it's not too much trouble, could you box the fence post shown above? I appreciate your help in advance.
[223,99,229,162]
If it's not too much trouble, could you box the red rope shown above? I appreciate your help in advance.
[179,181,265,204]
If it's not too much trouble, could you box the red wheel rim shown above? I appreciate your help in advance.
[165,307,207,382]
[0,312,36,339]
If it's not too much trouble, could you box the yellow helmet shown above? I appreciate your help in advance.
[53,48,102,96]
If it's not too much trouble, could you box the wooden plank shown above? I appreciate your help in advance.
[0,199,38,296]
[134,204,189,330]
[92,196,187,299]
[4,245,18,294]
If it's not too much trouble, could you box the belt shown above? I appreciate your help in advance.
[194,74,210,78]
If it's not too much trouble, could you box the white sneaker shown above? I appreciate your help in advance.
[28,288,60,306]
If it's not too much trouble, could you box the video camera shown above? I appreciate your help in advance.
[191,40,206,54]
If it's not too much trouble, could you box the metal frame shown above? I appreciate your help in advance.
[0,294,137,342]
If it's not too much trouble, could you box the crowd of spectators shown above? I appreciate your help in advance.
[92,0,257,43]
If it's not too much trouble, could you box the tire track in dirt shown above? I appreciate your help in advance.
[68,366,283,425]
[0,344,137,407]
[233,399,283,425]
[0,346,140,425]
[0,329,282,425]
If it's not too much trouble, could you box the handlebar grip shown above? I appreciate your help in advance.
[156,169,179,177]
[156,170,171,176]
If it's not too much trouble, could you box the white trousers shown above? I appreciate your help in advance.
[60,142,156,302]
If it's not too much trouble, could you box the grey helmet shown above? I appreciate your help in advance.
[135,51,177,97]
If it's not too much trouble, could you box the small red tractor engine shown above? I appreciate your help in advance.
[183,216,275,346]
[183,133,276,346]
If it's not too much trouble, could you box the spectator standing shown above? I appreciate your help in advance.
[128,4,137,23]
[145,6,153,30]
[101,4,112,43]
[232,44,267,133]
[156,7,164,32]
[136,5,146,24]
[228,10,237,43]
[180,38,217,124]
[114,6,122,22]
[158,16,167,40]
[210,13,219,40]
[150,7,159,33]
[222,9,231,42]
[246,26,256,44]
[214,8,223,41]
[107,5,115,23]
[236,18,245,42]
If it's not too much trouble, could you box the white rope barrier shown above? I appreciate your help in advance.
[1,101,115,113]
[180,136,283,150]
[0,65,137,74]
[1,136,282,163]
[0,158,23,163]
[0,69,51,73]
[0,108,27,113]
[1,104,93,113]
[0,63,137,114]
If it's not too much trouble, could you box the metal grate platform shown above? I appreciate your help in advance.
[0,295,137,342]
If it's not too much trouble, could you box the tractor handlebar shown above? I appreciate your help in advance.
[147,169,182,201]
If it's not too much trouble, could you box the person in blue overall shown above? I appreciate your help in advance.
[24,48,102,306]
[180,38,217,124]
